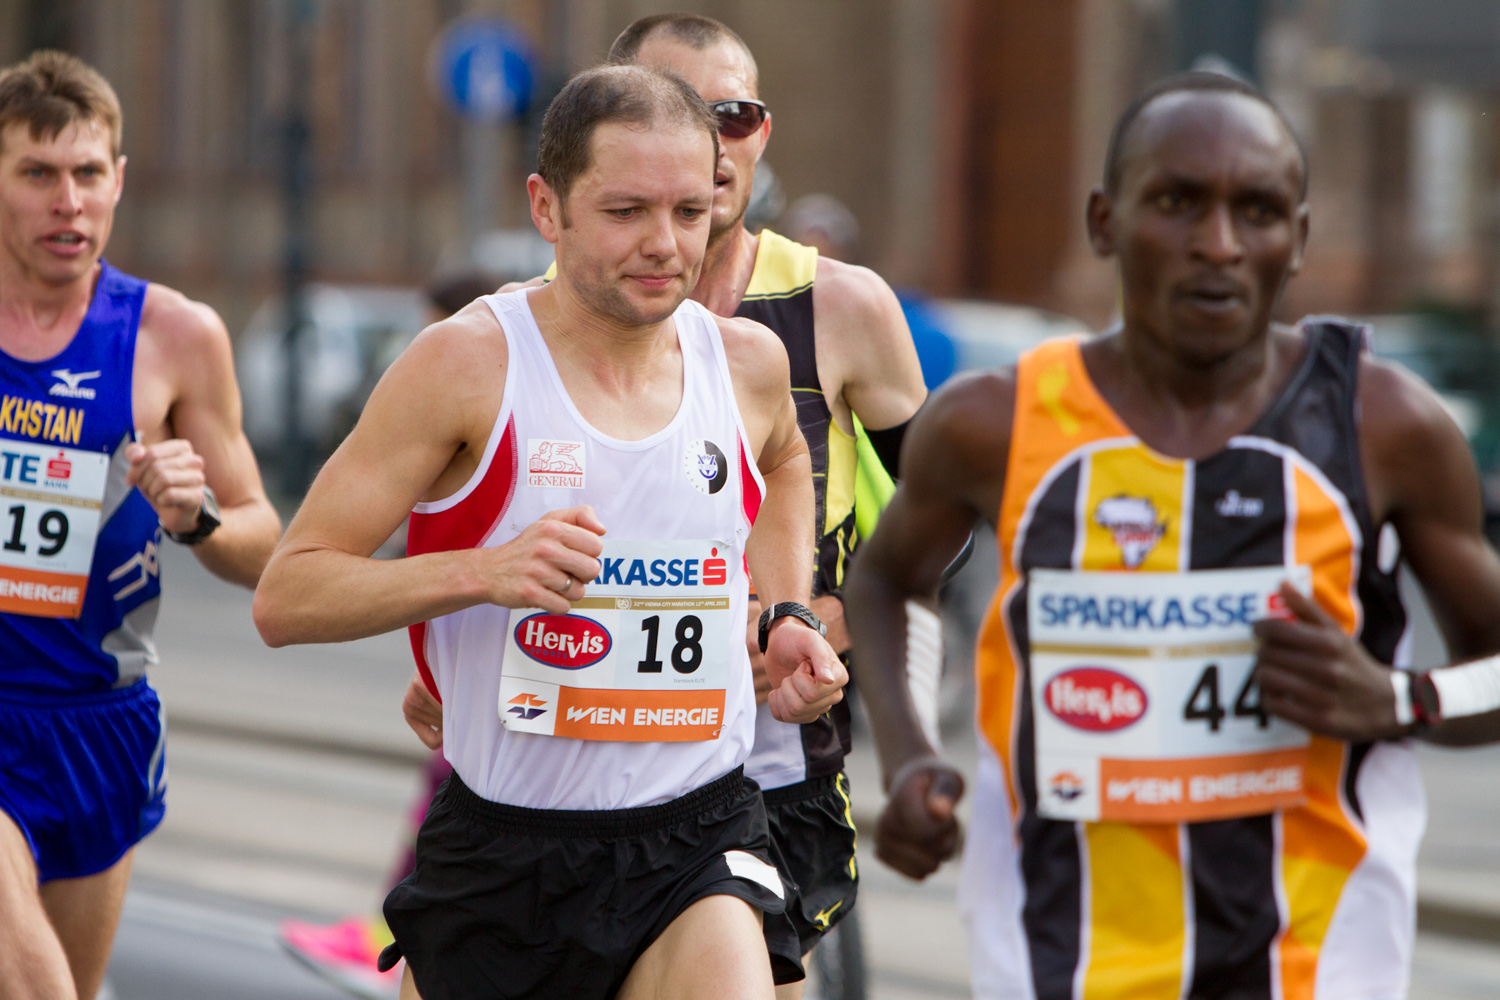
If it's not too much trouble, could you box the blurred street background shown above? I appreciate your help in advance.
[6,0,1500,996]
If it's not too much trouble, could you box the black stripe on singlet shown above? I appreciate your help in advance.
[1185,447,1288,999]
[1013,461,1085,1000]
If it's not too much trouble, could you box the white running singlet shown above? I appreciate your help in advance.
[406,290,764,810]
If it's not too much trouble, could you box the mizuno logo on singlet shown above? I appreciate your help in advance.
[0,395,84,444]
[49,369,101,399]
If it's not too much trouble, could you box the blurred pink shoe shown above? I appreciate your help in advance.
[279,916,401,1000]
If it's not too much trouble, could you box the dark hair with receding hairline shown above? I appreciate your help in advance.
[1103,71,1307,198]
[537,64,719,216]
[0,50,122,158]
[608,12,758,83]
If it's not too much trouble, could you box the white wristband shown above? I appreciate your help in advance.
[1391,670,1415,727]
[1430,654,1500,719]
[904,601,943,750]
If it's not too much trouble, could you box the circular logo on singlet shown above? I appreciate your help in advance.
[683,439,727,495]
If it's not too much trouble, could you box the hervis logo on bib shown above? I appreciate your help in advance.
[1044,667,1147,732]
[514,613,612,668]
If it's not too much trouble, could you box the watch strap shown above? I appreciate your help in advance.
[757,601,826,653]
[163,485,222,546]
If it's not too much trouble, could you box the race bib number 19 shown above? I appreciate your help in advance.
[499,539,734,742]
[1029,565,1312,823]
[0,441,108,618]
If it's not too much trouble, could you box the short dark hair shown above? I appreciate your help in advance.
[1103,71,1307,198]
[0,50,122,157]
[537,63,719,209]
[608,13,757,84]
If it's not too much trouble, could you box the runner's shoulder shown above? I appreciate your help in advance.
[396,299,508,382]
[1362,346,1464,455]
[714,312,790,398]
[904,367,1016,485]
[811,256,905,344]
[1355,347,1473,483]
[139,282,231,360]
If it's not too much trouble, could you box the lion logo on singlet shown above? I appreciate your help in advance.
[1094,495,1166,569]
[526,439,585,488]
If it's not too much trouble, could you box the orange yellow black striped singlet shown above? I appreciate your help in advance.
[966,322,1421,1000]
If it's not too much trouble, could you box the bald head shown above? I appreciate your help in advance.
[1105,72,1306,199]
[609,13,758,90]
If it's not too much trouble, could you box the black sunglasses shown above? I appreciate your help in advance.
[710,99,768,139]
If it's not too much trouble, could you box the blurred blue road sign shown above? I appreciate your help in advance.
[433,18,534,123]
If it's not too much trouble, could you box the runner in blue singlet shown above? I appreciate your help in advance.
[0,51,281,1000]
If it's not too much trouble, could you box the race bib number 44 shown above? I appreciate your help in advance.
[0,441,108,618]
[1029,565,1312,823]
[500,539,734,742]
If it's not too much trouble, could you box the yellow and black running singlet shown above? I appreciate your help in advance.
[737,230,855,779]
[969,324,1418,999]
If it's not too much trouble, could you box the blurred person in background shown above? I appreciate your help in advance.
[780,194,860,264]
[0,50,280,1000]
[847,70,1500,999]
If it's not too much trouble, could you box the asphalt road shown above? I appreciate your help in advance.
[96,542,1500,999]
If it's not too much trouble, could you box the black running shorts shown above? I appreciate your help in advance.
[763,771,860,955]
[381,766,803,1000]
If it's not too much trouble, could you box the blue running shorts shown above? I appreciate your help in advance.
[0,680,167,882]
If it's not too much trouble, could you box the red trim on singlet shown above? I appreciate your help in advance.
[739,437,762,573]
[739,437,762,526]
[405,416,519,700]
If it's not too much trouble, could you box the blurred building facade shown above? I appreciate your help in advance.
[2,0,1499,334]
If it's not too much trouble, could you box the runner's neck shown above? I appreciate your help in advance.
[1082,321,1305,460]
[0,259,100,363]
[691,222,758,318]
[528,276,683,390]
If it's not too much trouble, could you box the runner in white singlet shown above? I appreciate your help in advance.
[253,64,846,1000]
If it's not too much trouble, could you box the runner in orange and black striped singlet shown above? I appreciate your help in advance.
[847,71,1500,999]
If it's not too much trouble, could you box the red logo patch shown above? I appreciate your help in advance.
[514,613,611,669]
[704,547,727,586]
[46,452,71,480]
[1044,667,1147,732]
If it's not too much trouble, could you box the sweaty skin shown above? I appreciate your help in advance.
[845,89,1500,880]
[0,121,280,1000]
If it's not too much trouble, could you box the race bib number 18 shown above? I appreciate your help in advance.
[1029,565,1312,823]
[0,441,108,618]
[499,539,735,742]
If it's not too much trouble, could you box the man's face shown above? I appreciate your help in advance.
[1089,92,1308,367]
[633,36,768,239]
[0,121,123,287]
[533,120,715,326]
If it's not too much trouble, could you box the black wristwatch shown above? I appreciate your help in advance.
[163,485,222,546]
[757,601,826,653]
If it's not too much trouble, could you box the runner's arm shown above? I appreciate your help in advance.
[253,314,604,646]
[814,258,928,436]
[129,288,280,587]
[1255,359,1500,744]
[810,259,928,649]
[845,371,1011,878]
[723,315,846,723]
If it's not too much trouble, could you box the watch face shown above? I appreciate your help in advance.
[200,487,222,526]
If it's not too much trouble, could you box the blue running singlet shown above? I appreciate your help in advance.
[0,261,162,699]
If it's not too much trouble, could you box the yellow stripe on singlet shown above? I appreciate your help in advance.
[743,230,818,298]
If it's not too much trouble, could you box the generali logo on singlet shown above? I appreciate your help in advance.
[526,439,585,488]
